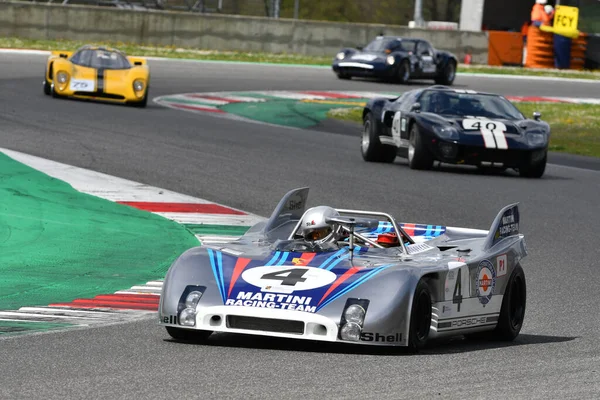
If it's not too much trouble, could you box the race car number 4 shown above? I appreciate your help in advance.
[69,79,95,92]
[242,266,337,294]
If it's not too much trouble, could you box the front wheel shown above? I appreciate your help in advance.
[494,264,526,341]
[519,152,546,178]
[43,79,51,96]
[336,71,351,80]
[408,279,432,351]
[408,124,434,170]
[397,60,411,84]
[435,61,456,86]
[361,112,396,163]
[166,326,212,342]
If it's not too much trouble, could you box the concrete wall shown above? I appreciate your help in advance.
[0,2,489,64]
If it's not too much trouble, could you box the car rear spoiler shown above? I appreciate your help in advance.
[127,56,147,66]
[484,203,520,250]
[51,51,73,59]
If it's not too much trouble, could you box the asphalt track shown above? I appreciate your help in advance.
[1,53,599,399]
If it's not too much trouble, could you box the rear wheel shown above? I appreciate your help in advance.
[494,264,526,341]
[435,61,456,86]
[361,112,396,163]
[408,279,432,351]
[408,124,434,170]
[166,326,212,342]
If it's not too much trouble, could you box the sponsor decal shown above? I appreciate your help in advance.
[360,332,402,343]
[162,315,178,324]
[496,254,507,277]
[437,315,498,330]
[442,304,453,316]
[476,260,496,305]
[225,291,316,313]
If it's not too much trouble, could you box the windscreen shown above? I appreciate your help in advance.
[363,38,416,53]
[71,49,131,70]
[418,90,525,120]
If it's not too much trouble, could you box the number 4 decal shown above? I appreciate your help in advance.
[445,262,470,313]
[261,268,308,286]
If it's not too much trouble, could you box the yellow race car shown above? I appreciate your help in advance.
[43,45,150,107]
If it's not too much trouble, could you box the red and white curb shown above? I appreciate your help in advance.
[0,148,266,334]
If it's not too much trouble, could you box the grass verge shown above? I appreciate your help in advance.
[326,103,600,158]
[2,37,599,80]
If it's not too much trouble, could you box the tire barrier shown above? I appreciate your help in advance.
[525,25,588,70]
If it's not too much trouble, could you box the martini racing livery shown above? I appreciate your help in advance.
[159,187,528,350]
[43,45,150,107]
[361,86,550,177]
[332,36,458,85]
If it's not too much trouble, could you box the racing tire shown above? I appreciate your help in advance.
[43,79,51,96]
[408,124,434,170]
[50,84,62,99]
[130,90,148,108]
[408,279,432,351]
[435,61,457,86]
[494,264,526,341]
[519,152,546,178]
[336,71,351,80]
[361,112,396,163]
[166,326,212,342]
[397,60,411,84]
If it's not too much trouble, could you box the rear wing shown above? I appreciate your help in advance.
[127,56,147,66]
[51,51,73,59]
[484,203,520,250]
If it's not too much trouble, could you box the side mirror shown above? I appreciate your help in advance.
[410,103,421,113]
[382,110,395,127]
[533,111,541,121]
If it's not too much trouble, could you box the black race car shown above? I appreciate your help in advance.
[332,36,457,85]
[361,86,550,178]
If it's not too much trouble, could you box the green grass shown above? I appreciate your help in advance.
[2,37,599,80]
[326,103,600,158]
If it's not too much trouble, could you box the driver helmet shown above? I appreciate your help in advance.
[430,91,450,113]
[300,206,340,246]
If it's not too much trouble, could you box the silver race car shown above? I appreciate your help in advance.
[159,187,527,350]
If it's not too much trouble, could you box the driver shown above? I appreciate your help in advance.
[299,206,342,251]
[429,91,451,114]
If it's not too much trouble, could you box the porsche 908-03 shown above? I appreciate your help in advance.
[159,187,527,351]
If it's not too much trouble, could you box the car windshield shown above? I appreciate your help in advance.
[418,90,525,120]
[71,49,131,70]
[363,37,416,53]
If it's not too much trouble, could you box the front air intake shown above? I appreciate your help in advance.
[226,315,304,335]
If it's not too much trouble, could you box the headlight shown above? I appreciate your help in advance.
[179,308,196,327]
[56,71,68,84]
[386,55,395,65]
[185,291,203,308]
[339,322,362,341]
[336,52,346,60]
[344,304,366,325]
[434,125,460,140]
[527,132,548,147]
[133,80,145,92]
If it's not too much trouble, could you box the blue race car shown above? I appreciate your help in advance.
[361,86,550,177]
[332,36,458,85]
